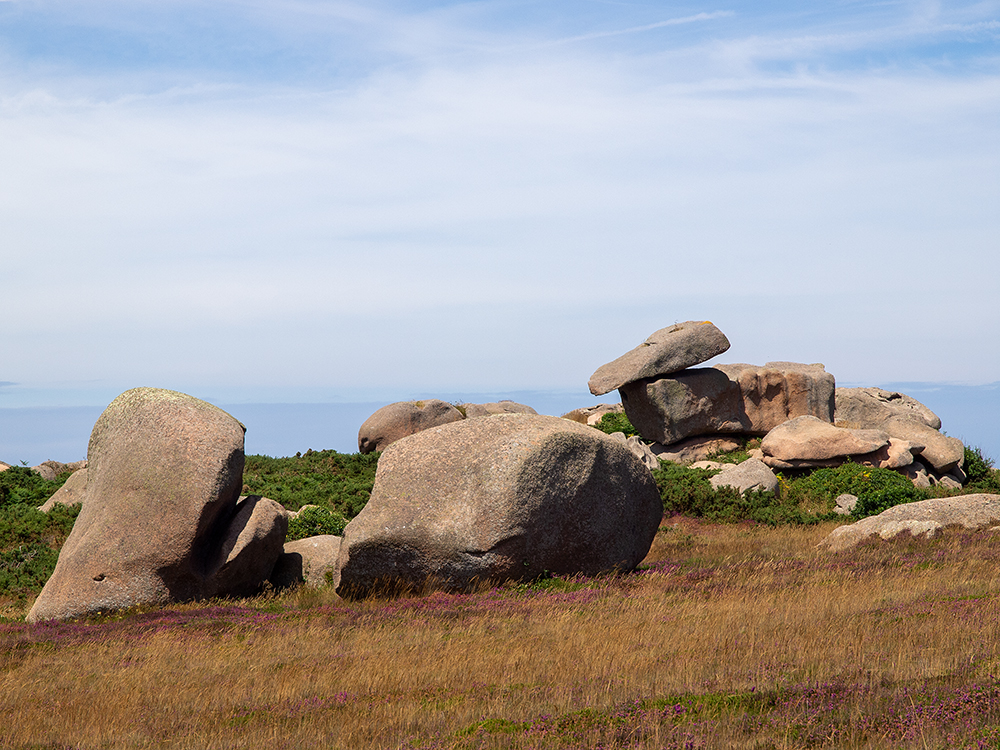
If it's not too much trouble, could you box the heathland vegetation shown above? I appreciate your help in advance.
[3,415,1000,747]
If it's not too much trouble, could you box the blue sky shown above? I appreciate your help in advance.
[2,0,999,415]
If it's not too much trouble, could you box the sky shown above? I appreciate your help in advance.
[1,1,999,428]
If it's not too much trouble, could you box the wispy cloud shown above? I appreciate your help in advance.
[548,10,735,45]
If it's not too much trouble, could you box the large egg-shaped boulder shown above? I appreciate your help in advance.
[336,414,663,598]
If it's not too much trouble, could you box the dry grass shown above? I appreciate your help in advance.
[5,517,1000,749]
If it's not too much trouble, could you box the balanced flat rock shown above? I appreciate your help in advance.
[588,321,730,396]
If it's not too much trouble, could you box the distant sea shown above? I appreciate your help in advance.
[1,384,997,467]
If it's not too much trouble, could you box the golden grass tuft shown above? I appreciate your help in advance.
[5,518,1000,748]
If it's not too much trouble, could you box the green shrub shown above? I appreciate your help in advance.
[242,449,378,519]
[783,462,928,519]
[0,467,70,508]
[651,462,835,526]
[0,502,81,601]
[286,505,348,541]
[962,445,1000,492]
[593,412,637,438]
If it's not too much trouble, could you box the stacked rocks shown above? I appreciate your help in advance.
[588,322,967,489]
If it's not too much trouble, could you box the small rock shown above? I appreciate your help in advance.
[708,458,779,496]
[271,535,343,589]
[834,494,858,516]
[606,432,660,471]
[561,404,624,426]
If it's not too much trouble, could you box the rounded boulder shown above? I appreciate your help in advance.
[337,414,663,597]
[357,399,464,454]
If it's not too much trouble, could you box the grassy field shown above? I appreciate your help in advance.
[5,517,1000,749]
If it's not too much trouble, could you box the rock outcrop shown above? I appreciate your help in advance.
[620,362,835,446]
[337,414,662,598]
[881,416,964,474]
[761,416,890,464]
[835,387,942,430]
[820,494,1000,551]
[27,388,287,623]
[459,400,538,418]
[650,435,741,465]
[561,403,624,426]
[588,321,730,396]
[358,399,464,454]
[38,468,88,512]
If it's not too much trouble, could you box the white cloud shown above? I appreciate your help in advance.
[1,1,999,399]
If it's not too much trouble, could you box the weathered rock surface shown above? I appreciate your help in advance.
[337,414,662,598]
[588,321,730,396]
[38,468,88,512]
[881,416,965,473]
[620,362,834,446]
[834,494,858,516]
[819,494,1000,551]
[460,401,538,418]
[0,461,10,473]
[271,535,342,589]
[650,435,741,465]
[561,403,624,426]
[27,388,287,623]
[708,458,779,496]
[835,387,942,430]
[715,363,836,434]
[607,432,660,471]
[761,416,889,462]
[358,399,464,454]
[30,460,86,481]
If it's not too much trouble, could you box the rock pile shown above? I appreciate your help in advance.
[588,321,968,490]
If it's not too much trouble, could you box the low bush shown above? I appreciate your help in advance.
[651,462,836,526]
[0,466,71,507]
[0,469,81,603]
[782,462,929,519]
[286,505,348,541]
[242,449,378,519]
[593,412,637,438]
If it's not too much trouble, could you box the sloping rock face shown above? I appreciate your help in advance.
[835,387,942,430]
[620,363,834,446]
[38,468,88,512]
[358,400,464,454]
[588,321,730,396]
[460,401,538,418]
[881,416,965,473]
[820,494,1000,551]
[27,388,287,623]
[337,414,662,598]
